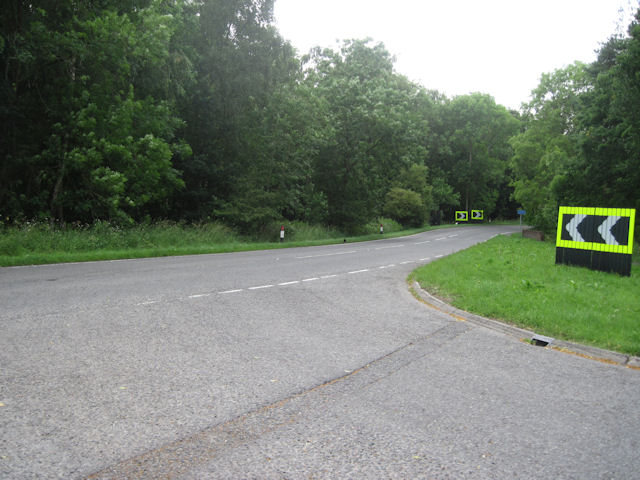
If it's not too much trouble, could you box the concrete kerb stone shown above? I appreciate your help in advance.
[411,281,640,370]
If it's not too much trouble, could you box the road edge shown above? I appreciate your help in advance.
[410,281,640,371]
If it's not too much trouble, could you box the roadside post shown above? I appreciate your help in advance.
[380,223,384,235]
[517,209,526,235]
[280,225,285,242]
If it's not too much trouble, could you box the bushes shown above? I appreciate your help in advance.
[383,187,427,227]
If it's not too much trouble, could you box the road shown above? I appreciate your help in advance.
[1,225,639,479]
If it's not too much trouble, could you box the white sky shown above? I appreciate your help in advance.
[274,0,637,110]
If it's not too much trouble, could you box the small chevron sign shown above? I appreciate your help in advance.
[556,206,636,276]
[471,210,484,220]
[455,211,468,222]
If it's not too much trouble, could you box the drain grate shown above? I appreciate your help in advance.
[531,334,554,347]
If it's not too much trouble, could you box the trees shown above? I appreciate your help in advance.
[433,93,519,219]
[510,9,640,238]
[172,0,301,227]
[570,16,640,216]
[13,0,638,235]
[509,62,588,231]
[1,1,187,224]
[303,39,434,231]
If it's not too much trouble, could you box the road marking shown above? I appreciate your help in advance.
[414,240,431,244]
[248,285,274,290]
[420,257,431,261]
[375,244,404,250]
[435,237,447,241]
[435,254,444,258]
[137,301,159,306]
[188,294,210,299]
[278,281,299,286]
[348,269,369,274]
[447,234,459,238]
[219,289,243,294]
[321,274,338,279]
[302,277,319,282]
[296,250,357,259]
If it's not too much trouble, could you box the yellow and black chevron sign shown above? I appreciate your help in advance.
[555,206,636,276]
[455,211,468,222]
[471,210,484,221]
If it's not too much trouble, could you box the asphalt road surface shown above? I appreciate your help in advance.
[1,225,639,479]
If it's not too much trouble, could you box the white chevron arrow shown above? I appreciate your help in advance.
[597,216,621,245]
[565,214,587,242]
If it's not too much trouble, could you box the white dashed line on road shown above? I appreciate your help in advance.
[414,240,431,244]
[375,245,404,250]
[296,251,357,259]
[302,277,319,282]
[188,294,210,299]
[219,289,243,294]
[348,269,369,274]
[278,281,300,286]
[248,285,274,290]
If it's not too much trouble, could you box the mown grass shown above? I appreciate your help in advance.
[410,234,640,356]
[0,217,432,267]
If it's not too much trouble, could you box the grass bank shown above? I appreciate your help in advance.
[0,218,440,267]
[410,234,640,356]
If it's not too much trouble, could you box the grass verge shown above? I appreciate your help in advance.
[0,219,452,267]
[410,234,640,356]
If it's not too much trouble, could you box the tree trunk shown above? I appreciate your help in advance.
[50,158,65,226]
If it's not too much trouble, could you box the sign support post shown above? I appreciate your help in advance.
[517,209,526,235]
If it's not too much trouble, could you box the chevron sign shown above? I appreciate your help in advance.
[471,210,484,220]
[556,206,636,276]
[455,211,468,222]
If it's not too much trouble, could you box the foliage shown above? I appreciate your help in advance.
[384,187,426,227]
[2,2,639,237]
[510,11,640,238]
[509,62,588,231]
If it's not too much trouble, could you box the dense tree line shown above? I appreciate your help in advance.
[511,11,640,234]
[1,1,638,236]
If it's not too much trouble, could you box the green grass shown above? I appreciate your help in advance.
[0,218,446,267]
[410,234,640,356]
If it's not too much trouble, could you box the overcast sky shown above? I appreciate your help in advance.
[274,0,637,110]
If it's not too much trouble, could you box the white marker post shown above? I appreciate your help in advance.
[280,225,285,242]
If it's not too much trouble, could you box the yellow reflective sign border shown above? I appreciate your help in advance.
[455,211,468,221]
[471,210,484,220]
[556,206,636,254]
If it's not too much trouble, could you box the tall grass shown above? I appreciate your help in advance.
[0,218,423,266]
[0,221,237,255]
